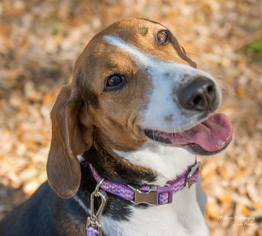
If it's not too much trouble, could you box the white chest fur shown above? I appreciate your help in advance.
[103,188,208,236]
[105,144,209,236]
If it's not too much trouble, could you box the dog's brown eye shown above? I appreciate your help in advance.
[105,74,126,91]
[156,30,170,45]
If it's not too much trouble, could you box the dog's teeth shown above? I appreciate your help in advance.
[216,139,225,148]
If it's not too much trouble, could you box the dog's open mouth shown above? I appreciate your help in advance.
[144,113,233,155]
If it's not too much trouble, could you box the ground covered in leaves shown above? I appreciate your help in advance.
[0,0,261,235]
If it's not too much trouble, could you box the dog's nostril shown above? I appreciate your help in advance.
[178,77,217,112]
[207,85,214,95]
[192,95,204,108]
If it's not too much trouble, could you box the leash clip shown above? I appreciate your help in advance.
[86,179,107,236]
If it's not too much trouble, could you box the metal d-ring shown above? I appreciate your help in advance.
[94,178,105,195]
[186,161,200,188]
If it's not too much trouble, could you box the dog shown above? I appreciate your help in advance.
[0,18,232,236]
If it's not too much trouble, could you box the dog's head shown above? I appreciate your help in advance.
[47,18,232,198]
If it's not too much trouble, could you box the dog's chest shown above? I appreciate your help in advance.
[103,204,181,236]
[102,188,207,236]
[113,208,177,236]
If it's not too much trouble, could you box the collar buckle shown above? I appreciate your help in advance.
[128,185,158,205]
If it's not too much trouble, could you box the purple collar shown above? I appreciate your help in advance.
[88,161,200,206]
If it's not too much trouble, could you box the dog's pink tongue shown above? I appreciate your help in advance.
[162,113,232,152]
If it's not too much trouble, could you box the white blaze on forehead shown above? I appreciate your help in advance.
[103,35,195,71]
[103,35,218,132]
[104,35,154,67]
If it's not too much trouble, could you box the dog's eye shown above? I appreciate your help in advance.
[156,30,170,45]
[105,74,126,91]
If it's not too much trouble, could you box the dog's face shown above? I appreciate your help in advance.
[47,18,233,198]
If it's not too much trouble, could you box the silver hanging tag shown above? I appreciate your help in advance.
[86,179,107,236]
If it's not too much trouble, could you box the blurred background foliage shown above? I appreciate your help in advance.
[0,0,261,235]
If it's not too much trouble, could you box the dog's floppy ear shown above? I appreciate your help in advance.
[47,84,92,199]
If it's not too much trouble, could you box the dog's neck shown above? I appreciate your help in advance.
[75,143,197,216]
[82,145,156,185]
[113,142,196,186]
[82,141,196,187]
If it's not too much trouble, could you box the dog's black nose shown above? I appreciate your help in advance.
[178,77,217,112]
